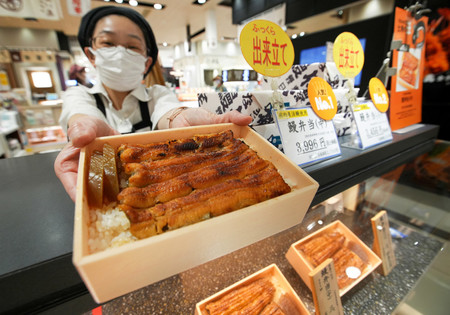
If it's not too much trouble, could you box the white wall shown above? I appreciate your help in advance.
[0,27,59,50]
[347,0,395,23]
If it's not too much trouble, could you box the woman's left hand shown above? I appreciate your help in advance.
[170,108,252,129]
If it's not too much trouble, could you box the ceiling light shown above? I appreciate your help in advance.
[299,32,305,37]
[163,42,168,47]
[198,0,206,3]
[153,3,162,10]
[115,0,123,3]
[129,0,138,6]
[291,34,298,39]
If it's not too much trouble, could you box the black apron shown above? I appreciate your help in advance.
[93,93,152,134]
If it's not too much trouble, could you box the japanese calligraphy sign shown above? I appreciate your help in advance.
[333,32,364,79]
[390,7,427,131]
[308,77,338,120]
[309,258,344,315]
[274,107,341,166]
[240,19,294,77]
[345,101,393,149]
[369,77,389,113]
[371,210,396,276]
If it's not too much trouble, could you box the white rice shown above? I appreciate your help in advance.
[88,204,137,254]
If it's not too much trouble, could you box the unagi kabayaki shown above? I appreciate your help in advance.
[91,130,292,241]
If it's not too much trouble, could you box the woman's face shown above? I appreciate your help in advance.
[85,15,152,71]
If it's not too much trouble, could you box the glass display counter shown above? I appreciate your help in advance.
[1,124,447,314]
[88,187,445,314]
[86,137,448,314]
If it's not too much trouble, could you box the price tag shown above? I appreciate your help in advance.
[371,210,396,276]
[333,32,364,79]
[309,258,344,315]
[274,107,341,166]
[346,101,393,149]
[369,77,389,113]
[239,19,295,77]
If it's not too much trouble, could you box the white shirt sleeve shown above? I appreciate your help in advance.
[59,86,108,133]
[148,84,182,130]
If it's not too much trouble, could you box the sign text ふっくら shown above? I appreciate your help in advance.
[240,20,294,77]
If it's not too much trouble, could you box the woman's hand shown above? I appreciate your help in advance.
[170,108,252,128]
[54,115,119,202]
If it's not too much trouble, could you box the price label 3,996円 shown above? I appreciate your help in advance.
[274,107,341,166]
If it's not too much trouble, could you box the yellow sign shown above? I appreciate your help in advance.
[333,32,364,78]
[240,19,294,77]
[369,77,389,113]
[308,77,337,120]
[352,103,371,112]
[276,108,308,120]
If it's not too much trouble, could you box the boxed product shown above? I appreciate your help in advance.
[332,88,359,137]
[73,124,319,303]
[261,62,349,91]
[251,123,283,151]
[286,220,381,296]
[195,264,310,315]
[198,90,309,126]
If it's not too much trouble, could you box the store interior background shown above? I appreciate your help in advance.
[0,0,449,313]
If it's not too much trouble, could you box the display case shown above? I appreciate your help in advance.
[0,124,446,314]
[16,100,67,153]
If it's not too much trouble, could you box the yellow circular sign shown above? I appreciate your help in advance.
[240,19,294,77]
[369,77,389,112]
[308,77,337,120]
[333,32,364,78]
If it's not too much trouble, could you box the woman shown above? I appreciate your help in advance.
[213,75,227,92]
[55,6,251,202]
[68,64,93,88]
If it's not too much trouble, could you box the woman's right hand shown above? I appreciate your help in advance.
[54,115,119,202]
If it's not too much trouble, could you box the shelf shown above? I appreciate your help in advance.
[0,124,440,314]
[304,124,439,206]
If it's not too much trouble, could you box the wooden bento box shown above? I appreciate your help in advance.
[73,123,319,303]
[195,264,310,315]
[286,220,382,296]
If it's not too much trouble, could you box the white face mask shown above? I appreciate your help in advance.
[89,46,147,92]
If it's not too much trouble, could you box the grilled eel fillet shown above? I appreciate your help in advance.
[124,138,249,187]
[116,130,291,240]
[259,301,286,315]
[297,232,346,267]
[118,148,269,208]
[205,278,276,315]
[122,165,290,239]
[332,247,366,289]
[298,230,367,289]
[118,129,234,164]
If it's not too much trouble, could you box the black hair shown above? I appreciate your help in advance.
[77,6,158,76]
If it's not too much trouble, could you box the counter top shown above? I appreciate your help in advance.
[0,124,440,314]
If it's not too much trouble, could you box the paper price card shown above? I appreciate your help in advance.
[274,107,341,166]
[333,32,364,79]
[309,258,343,315]
[369,77,389,113]
[348,101,393,149]
[240,19,294,77]
[371,211,396,276]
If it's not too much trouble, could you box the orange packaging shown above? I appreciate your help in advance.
[390,7,428,130]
